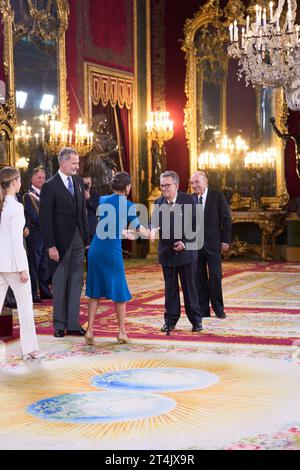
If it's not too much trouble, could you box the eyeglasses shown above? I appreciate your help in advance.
[160,183,175,189]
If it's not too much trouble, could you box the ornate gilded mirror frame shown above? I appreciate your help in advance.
[0,0,69,165]
[182,0,288,203]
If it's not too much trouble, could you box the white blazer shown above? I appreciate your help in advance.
[0,195,29,273]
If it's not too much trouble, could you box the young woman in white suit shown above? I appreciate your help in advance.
[0,167,39,359]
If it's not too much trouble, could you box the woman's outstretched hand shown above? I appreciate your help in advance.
[122,229,136,240]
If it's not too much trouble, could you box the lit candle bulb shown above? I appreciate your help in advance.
[234,20,238,41]
[34,133,39,145]
[263,8,267,30]
[241,27,245,48]
[246,15,250,35]
[269,1,273,23]
[229,23,233,41]
[287,10,292,32]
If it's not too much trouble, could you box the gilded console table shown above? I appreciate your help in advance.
[228,210,288,260]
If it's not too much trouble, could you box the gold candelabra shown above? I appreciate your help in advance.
[146,111,174,151]
[44,117,94,156]
[244,149,277,210]
[146,111,174,193]
[14,109,94,159]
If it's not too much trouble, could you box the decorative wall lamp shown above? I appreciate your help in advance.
[146,111,174,194]
[14,108,94,160]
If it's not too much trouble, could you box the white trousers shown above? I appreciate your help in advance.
[0,273,39,355]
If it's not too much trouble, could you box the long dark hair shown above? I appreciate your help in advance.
[0,167,20,218]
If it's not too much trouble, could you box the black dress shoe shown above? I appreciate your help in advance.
[67,328,87,336]
[215,312,226,319]
[161,324,175,333]
[192,324,203,332]
[54,329,65,338]
[4,301,17,309]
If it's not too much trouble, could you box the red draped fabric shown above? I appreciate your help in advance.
[116,106,131,173]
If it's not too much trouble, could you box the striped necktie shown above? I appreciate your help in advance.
[67,176,74,196]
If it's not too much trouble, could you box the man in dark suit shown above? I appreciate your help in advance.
[23,167,53,303]
[191,171,232,318]
[151,170,203,333]
[39,147,90,338]
[82,175,100,240]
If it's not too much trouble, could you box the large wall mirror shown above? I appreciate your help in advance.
[0,0,69,166]
[183,0,288,207]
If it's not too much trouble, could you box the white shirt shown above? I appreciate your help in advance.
[0,195,29,272]
[58,169,72,191]
[31,185,41,195]
[167,193,178,205]
[198,187,208,210]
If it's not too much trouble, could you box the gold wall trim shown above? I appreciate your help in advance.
[0,0,70,165]
[90,71,133,110]
[182,1,221,178]
[182,0,288,199]
[146,0,152,195]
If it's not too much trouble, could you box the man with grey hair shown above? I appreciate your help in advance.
[191,171,231,318]
[40,147,90,338]
[151,170,202,333]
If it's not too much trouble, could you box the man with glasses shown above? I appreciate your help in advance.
[151,170,203,333]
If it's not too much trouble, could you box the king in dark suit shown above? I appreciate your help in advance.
[151,171,202,333]
[191,171,232,318]
[23,167,52,303]
[39,148,90,338]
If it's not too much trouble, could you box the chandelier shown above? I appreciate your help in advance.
[228,0,300,110]
[15,108,94,157]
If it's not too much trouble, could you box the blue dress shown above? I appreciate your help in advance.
[86,193,140,302]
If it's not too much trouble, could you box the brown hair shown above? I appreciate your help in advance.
[32,166,45,176]
[0,167,20,218]
[111,172,131,191]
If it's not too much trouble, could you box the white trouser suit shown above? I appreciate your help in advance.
[0,195,39,356]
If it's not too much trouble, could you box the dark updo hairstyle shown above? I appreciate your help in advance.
[111,172,131,192]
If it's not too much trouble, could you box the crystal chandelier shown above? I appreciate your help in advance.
[228,0,300,110]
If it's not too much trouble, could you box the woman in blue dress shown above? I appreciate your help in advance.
[85,172,151,345]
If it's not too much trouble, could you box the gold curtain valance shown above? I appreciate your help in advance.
[91,72,133,110]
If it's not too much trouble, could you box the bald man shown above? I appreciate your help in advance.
[191,171,232,318]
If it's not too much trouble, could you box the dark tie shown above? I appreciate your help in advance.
[168,201,174,208]
[198,195,203,205]
[67,176,74,196]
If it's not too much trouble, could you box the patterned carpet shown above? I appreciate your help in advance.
[7,261,300,346]
[0,261,300,450]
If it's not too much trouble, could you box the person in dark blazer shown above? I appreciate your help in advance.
[23,167,52,303]
[191,171,232,318]
[151,170,202,333]
[82,175,100,240]
[39,148,90,338]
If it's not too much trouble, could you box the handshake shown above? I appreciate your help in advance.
[122,227,160,241]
